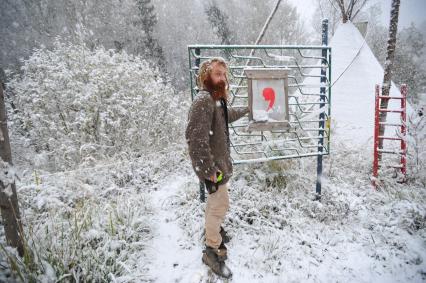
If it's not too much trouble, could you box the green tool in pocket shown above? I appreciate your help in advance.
[205,171,223,194]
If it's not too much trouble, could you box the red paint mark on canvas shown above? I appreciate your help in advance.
[262,87,275,111]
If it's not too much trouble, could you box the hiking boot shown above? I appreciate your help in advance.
[202,246,232,279]
[202,226,230,244]
[220,226,230,244]
[217,242,228,261]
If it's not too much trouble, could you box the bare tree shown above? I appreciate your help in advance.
[334,0,369,23]
[313,0,370,37]
[205,1,233,45]
[378,0,401,151]
[134,0,167,74]
[0,83,24,256]
[314,0,341,35]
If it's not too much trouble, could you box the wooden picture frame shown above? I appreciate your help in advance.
[244,67,290,131]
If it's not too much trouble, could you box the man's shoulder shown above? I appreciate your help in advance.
[193,90,214,106]
[194,90,212,100]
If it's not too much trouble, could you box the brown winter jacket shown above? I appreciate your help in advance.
[185,90,249,185]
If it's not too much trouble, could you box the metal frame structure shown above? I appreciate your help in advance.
[188,20,331,201]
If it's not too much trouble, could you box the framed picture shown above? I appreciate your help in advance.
[244,67,290,131]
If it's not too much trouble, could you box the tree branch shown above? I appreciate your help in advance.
[327,0,340,13]
[351,0,369,21]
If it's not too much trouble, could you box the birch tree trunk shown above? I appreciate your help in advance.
[378,0,401,151]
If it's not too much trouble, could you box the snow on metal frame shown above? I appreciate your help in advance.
[187,45,331,164]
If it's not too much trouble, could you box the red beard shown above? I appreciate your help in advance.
[204,77,228,101]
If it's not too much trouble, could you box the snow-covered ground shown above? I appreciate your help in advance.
[172,140,426,282]
[2,138,425,282]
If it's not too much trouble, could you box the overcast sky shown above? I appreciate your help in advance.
[378,0,426,28]
[288,0,426,29]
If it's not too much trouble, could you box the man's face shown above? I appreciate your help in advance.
[210,62,227,86]
[203,61,228,100]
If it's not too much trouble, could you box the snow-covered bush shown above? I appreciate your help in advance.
[0,181,153,282]
[0,149,188,281]
[407,112,426,185]
[7,38,185,170]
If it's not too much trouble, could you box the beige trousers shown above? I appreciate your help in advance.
[205,182,230,249]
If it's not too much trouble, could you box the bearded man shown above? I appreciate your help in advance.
[185,57,249,278]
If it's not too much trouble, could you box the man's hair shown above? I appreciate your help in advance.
[197,57,229,92]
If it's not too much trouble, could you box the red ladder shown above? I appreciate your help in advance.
[373,84,407,186]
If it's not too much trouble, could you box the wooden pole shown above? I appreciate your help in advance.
[0,83,24,256]
[234,0,282,96]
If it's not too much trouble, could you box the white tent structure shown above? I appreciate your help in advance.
[319,21,412,149]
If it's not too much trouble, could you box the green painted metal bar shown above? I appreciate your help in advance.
[188,44,331,50]
[315,18,329,200]
[193,48,205,203]
[188,47,195,101]
[327,49,332,155]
